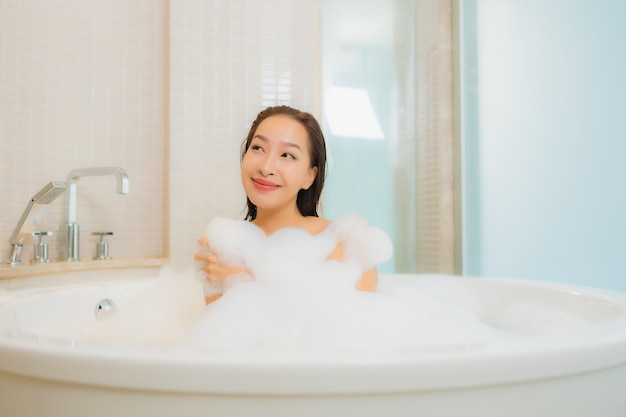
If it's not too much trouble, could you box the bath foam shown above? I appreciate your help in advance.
[69,216,602,352]
[201,215,392,294]
[183,216,499,352]
[62,216,505,351]
[183,279,499,353]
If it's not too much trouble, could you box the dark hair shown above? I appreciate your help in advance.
[241,105,327,221]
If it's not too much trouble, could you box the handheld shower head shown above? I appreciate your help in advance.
[32,181,68,204]
[8,181,68,246]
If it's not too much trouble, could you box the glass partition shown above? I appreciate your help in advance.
[322,0,406,273]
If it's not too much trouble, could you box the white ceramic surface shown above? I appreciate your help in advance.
[0,269,624,417]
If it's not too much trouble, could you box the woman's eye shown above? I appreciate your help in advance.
[282,153,296,160]
[250,145,263,152]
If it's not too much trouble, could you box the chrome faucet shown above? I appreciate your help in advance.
[66,167,129,261]
[7,181,67,265]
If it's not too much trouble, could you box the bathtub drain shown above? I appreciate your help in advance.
[95,299,116,320]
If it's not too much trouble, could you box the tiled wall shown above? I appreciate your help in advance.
[168,0,321,268]
[0,0,167,264]
[1,0,321,269]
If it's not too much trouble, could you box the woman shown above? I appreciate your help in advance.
[195,106,390,303]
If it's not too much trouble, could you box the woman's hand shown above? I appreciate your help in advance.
[326,241,378,292]
[194,236,250,303]
[194,237,243,283]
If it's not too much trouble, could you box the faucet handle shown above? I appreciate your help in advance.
[32,231,53,263]
[92,232,114,260]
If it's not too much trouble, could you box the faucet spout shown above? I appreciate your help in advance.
[66,167,129,261]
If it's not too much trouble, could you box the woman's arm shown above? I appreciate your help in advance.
[356,268,378,292]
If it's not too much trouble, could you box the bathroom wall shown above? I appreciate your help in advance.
[168,0,321,268]
[9,0,618,291]
[0,0,321,269]
[460,0,626,291]
[0,0,167,263]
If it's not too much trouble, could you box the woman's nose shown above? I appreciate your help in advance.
[259,154,277,176]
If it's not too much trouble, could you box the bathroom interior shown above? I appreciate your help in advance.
[0,0,625,416]
[0,0,624,291]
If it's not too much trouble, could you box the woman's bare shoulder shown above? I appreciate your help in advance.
[305,216,332,235]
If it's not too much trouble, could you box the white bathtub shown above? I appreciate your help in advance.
[0,269,624,417]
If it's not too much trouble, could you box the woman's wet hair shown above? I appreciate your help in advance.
[241,105,327,221]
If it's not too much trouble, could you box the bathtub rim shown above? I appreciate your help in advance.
[0,328,624,395]
[0,273,625,395]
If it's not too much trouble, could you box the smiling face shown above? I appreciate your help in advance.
[241,115,318,219]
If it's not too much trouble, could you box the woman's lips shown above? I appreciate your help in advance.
[251,178,280,191]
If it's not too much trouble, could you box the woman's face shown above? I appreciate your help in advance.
[241,115,317,216]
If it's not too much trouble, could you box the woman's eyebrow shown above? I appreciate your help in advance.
[283,141,301,151]
[253,134,301,150]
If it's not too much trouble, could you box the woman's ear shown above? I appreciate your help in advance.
[302,166,318,190]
